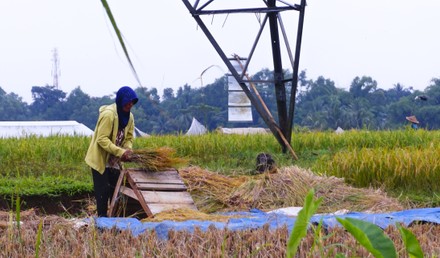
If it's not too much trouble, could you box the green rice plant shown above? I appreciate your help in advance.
[35,218,43,258]
[0,175,92,196]
[12,195,25,254]
[15,195,21,237]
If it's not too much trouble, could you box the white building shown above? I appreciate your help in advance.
[0,121,94,138]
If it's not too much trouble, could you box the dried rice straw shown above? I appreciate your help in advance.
[130,147,187,171]
[179,166,247,213]
[142,208,241,222]
[179,166,403,214]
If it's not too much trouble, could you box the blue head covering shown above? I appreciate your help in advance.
[115,86,138,130]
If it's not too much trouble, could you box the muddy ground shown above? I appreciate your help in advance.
[0,193,95,216]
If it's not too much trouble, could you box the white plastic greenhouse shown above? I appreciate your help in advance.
[0,121,93,138]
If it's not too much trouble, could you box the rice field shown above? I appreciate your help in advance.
[314,145,440,191]
[2,129,440,256]
[1,129,440,200]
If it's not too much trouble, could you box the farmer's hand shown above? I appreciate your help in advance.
[121,149,133,162]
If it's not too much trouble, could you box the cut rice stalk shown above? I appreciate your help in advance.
[130,147,187,171]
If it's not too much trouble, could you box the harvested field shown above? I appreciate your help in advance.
[1,211,440,257]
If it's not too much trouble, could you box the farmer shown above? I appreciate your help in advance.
[406,115,419,130]
[85,86,138,217]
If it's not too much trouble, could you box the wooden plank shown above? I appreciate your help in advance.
[125,168,178,175]
[130,170,183,183]
[148,203,198,215]
[136,183,187,191]
[126,175,154,217]
[120,186,138,201]
[129,170,184,185]
[108,169,126,217]
[141,191,195,205]
[112,168,198,218]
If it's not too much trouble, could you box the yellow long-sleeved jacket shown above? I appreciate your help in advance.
[85,103,134,174]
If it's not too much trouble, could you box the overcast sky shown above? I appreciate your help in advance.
[1,0,439,103]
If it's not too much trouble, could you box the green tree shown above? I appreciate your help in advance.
[414,78,440,129]
[162,87,174,101]
[346,76,378,129]
[349,76,377,99]
[0,87,30,120]
[30,85,67,120]
[64,87,98,129]
[385,83,412,103]
[295,76,343,129]
[133,87,164,134]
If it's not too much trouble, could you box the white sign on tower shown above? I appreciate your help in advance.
[227,58,253,122]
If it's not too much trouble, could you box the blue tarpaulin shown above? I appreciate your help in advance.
[93,208,440,239]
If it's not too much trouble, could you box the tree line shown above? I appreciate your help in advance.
[1,69,439,134]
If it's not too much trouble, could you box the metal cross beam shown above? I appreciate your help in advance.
[181,0,306,156]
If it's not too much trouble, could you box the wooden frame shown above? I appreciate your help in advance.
[108,168,197,217]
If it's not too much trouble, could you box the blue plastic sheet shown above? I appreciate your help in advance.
[93,208,440,239]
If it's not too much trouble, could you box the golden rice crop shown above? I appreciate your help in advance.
[315,144,440,192]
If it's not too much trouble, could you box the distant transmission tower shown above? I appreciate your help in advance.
[51,48,61,89]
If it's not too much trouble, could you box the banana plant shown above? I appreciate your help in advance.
[286,189,322,258]
[287,190,425,258]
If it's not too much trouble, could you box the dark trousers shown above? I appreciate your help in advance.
[92,168,120,217]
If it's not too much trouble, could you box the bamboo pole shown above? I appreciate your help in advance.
[233,54,298,160]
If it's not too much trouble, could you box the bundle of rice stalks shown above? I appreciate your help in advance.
[130,147,187,171]
[179,166,403,214]
[228,170,309,211]
[178,166,247,213]
[141,208,240,222]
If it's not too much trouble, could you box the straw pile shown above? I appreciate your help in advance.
[142,208,240,223]
[179,167,247,213]
[130,147,187,171]
[179,166,403,214]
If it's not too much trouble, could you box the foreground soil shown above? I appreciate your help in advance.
[0,193,95,217]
